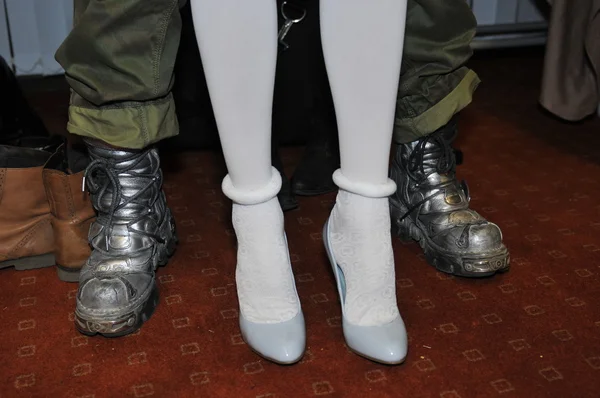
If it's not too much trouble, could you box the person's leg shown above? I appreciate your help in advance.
[54,0,182,337]
[389,0,509,277]
[320,0,408,364]
[393,0,479,143]
[56,0,182,148]
[190,0,305,365]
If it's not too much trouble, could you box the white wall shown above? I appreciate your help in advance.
[516,0,546,23]
[470,0,546,25]
[4,0,72,76]
[2,0,545,76]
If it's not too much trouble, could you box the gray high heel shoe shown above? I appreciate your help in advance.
[324,218,407,364]
[223,167,306,364]
[322,169,408,364]
[240,309,306,364]
[240,311,306,365]
[238,235,305,365]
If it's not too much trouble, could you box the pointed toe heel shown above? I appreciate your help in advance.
[323,219,408,365]
[239,311,306,365]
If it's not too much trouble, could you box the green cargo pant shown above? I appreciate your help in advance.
[55,0,479,149]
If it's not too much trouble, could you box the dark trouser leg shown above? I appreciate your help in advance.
[55,0,182,148]
[393,0,479,143]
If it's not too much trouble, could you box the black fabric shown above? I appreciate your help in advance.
[0,56,50,145]
[0,145,51,168]
[165,0,336,150]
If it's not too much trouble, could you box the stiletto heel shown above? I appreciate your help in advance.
[223,168,306,364]
[324,219,407,364]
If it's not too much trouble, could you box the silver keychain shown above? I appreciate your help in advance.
[278,1,307,51]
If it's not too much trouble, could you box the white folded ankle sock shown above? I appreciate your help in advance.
[329,171,399,327]
[223,168,300,324]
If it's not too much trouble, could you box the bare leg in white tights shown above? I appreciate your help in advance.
[191,1,274,190]
[321,0,405,185]
[190,0,408,365]
[321,0,408,364]
[190,0,304,365]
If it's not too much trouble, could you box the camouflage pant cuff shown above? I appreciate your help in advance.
[393,70,480,144]
[67,93,179,149]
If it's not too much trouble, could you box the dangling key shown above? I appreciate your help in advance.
[278,19,296,51]
[278,1,306,51]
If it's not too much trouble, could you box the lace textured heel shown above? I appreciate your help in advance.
[323,169,407,364]
[222,167,305,364]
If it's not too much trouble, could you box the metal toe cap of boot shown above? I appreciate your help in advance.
[417,210,508,276]
[431,211,504,253]
[77,271,154,313]
[462,220,505,253]
[75,256,158,337]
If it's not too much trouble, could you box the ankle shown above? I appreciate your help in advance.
[233,198,298,324]
[222,167,281,206]
[332,190,390,227]
[232,197,285,236]
[332,169,396,198]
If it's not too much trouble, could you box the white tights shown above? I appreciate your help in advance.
[191,0,407,325]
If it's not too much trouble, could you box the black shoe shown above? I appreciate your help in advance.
[272,148,299,212]
[291,131,339,196]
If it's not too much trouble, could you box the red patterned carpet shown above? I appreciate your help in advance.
[2,49,600,397]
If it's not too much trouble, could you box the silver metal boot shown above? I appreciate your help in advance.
[389,119,509,277]
[74,142,177,337]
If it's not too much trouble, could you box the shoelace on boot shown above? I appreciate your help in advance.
[83,150,165,250]
[399,130,473,223]
[406,131,454,182]
[399,130,485,245]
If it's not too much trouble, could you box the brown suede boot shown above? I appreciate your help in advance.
[0,146,55,271]
[42,146,95,282]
